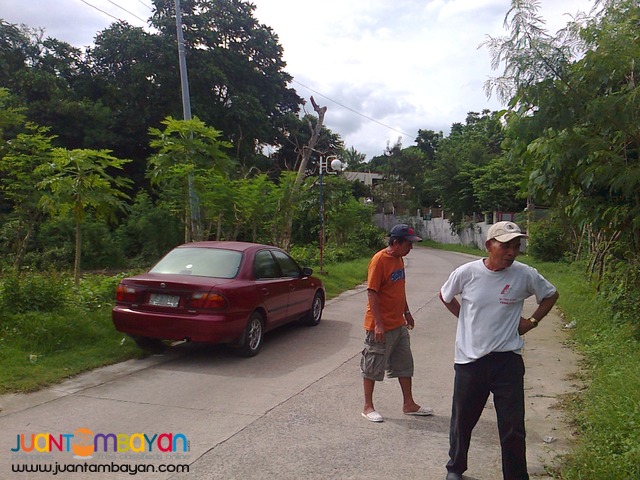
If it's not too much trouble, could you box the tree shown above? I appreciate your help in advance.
[0,22,114,153]
[424,110,506,229]
[89,22,175,185]
[271,96,339,250]
[231,174,277,242]
[197,173,236,240]
[2,1,304,184]
[150,0,303,168]
[148,116,234,242]
[0,123,54,270]
[272,111,344,178]
[342,146,367,171]
[473,155,527,214]
[36,148,132,285]
[485,0,640,271]
[415,129,443,163]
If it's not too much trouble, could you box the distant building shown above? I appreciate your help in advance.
[342,171,385,186]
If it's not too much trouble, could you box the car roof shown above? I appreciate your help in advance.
[175,241,279,253]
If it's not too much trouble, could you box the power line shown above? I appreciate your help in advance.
[135,0,153,11]
[107,0,147,23]
[79,0,122,22]
[292,79,414,139]
[78,0,148,25]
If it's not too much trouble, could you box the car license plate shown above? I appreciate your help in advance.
[148,294,180,307]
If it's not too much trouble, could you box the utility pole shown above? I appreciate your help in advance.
[174,0,201,241]
[175,0,191,122]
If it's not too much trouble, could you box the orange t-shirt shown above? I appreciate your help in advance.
[363,249,407,332]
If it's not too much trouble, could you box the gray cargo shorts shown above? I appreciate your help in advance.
[360,325,414,381]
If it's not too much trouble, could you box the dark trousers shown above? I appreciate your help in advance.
[447,351,528,480]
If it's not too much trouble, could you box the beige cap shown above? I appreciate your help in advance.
[486,221,528,243]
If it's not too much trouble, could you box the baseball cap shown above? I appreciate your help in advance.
[389,224,422,242]
[486,221,528,243]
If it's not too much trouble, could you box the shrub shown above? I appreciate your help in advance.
[527,218,569,262]
[114,192,183,266]
[76,272,134,310]
[0,271,71,313]
[598,256,640,327]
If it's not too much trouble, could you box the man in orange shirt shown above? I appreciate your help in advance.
[361,224,433,422]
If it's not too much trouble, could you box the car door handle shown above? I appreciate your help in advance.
[261,288,270,296]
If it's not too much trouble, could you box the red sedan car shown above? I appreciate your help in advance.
[112,241,325,357]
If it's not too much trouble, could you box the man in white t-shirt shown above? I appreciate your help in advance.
[439,221,559,480]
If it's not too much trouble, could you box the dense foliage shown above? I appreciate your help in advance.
[484,0,640,315]
[483,1,640,477]
[0,2,381,269]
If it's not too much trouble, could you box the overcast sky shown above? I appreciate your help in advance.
[2,0,594,160]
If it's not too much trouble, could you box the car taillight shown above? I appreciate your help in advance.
[115,284,136,303]
[189,291,227,309]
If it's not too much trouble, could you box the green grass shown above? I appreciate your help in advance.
[315,257,370,299]
[0,271,144,393]
[420,239,484,255]
[542,263,640,480]
[0,307,143,393]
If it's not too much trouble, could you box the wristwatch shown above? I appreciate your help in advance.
[528,317,539,327]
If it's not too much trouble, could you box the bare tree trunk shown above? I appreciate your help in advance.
[13,223,34,272]
[278,96,327,250]
[295,96,327,188]
[74,223,82,287]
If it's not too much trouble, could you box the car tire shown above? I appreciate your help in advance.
[237,311,264,357]
[301,291,324,327]
[130,335,166,353]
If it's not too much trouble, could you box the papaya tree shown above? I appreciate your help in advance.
[147,116,234,242]
[36,148,132,285]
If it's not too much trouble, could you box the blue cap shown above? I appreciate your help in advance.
[389,224,422,242]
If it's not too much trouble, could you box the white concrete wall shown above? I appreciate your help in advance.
[374,214,527,252]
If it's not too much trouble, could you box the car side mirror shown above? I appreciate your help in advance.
[302,267,313,277]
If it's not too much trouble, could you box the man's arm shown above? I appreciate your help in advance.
[518,290,560,335]
[367,289,385,342]
[439,292,460,317]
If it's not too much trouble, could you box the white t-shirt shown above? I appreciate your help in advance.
[440,259,557,364]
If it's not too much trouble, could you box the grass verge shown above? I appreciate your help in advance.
[315,257,369,300]
[0,307,143,393]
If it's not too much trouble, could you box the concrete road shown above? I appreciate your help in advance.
[0,247,579,480]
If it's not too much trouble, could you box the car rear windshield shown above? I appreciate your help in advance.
[149,247,242,278]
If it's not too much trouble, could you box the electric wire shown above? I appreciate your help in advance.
[292,79,413,138]
[135,0,153,10]
[78,0,148,25]
[106,0,147,23]
[78,0,122,22]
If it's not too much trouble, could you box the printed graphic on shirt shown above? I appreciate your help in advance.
[390,269,405,282]
[499,284,518,304]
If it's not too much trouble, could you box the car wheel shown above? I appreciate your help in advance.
[130,335,166,353]
[237,311,264,357]
[302,291,324,326]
